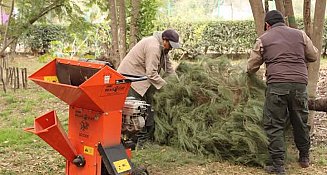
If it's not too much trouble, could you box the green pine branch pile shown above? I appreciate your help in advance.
[153,57,268,166]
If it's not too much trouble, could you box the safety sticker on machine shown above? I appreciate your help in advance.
[43,76,58,83]
[84,146,94,156]
[104,75,111,84]
[113,159,131,173]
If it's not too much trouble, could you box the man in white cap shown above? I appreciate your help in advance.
[118,29,180,142]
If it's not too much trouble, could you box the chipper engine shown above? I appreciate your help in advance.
[25,58,149,175]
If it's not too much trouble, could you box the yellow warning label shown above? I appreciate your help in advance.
[44,76,58,83]
[83,146,94,156]
[113,159,131,173]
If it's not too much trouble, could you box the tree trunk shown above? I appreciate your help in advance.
[129,0,140,50]
[249,0,265,36]
[117,0,126,61]
[1,0,14,55]
[275,0,286,16]
[308,98,327,112]
[108,0,120,68]
[264,0,269,13]
[307,0,327,133]
[284,0,297,28]
[303,0,312,38]
[275,0,289,26]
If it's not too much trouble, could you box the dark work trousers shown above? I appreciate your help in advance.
[263,83,310,166]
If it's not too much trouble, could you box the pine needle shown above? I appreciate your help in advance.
[154,57,268,166]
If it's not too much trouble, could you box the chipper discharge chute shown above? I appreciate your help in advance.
[25,58,148,175]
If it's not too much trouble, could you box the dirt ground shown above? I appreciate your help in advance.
[312,68,327,146]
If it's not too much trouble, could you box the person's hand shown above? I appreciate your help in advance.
[245,68,255,76]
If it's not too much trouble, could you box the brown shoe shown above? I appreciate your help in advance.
[299,156,310,168]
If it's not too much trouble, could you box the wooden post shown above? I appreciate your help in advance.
[21,68,25,88]
[0,66,6,93]
[9,67,13,85]
[5,68,9,84]
[21,68,27,89]
[0,57,7,69]
[24,68,28,88]
[13,67,16,91]
[16,67,19,89]
[4,57,7,69]
[1,78,5,93]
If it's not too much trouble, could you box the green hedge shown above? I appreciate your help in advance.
[157,19,327,58]
[21,20,327,57]
[158,20,256,59]
[202,21,256,54]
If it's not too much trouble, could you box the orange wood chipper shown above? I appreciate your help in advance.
[25,58,149,175]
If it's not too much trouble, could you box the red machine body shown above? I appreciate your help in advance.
[25,58,136,175]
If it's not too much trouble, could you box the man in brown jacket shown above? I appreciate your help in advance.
[117,29,180,141]
[247,10,318,175]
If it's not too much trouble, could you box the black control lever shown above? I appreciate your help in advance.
[78,58,114,68]
[116,74,147,84]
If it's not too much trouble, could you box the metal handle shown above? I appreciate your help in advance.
[116,74,147,84]
[116,74,148,84]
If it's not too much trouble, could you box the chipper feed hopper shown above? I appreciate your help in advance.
[25,58,148,175]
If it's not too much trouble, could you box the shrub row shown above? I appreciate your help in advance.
[21,20,327,56]
[159,19,327,58]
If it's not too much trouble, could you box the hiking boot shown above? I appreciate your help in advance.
[299,156,310,168]
[264,165,286,175]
